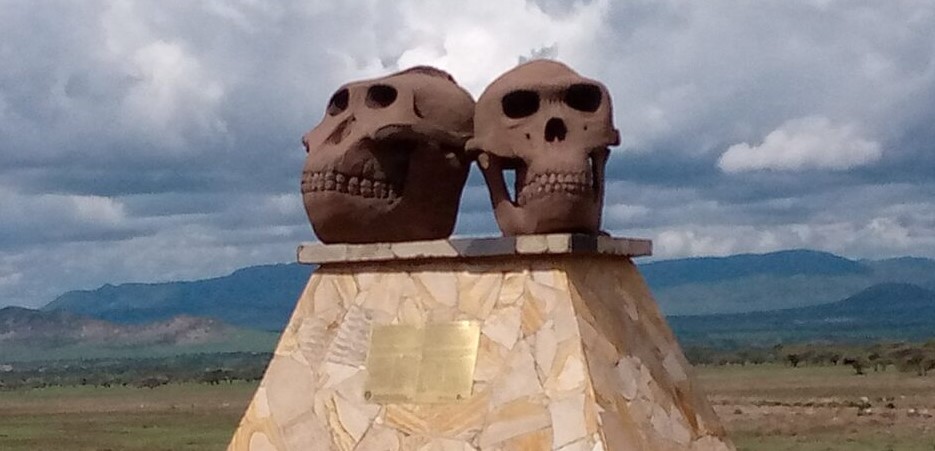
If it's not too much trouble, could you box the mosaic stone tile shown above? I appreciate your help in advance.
[229,247,733,450]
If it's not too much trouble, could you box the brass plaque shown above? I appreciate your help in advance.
[365,321,480,403]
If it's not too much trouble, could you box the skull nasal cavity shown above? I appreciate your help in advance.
[545,118,567,142]
[366,85,397,108]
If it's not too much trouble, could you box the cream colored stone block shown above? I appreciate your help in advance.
[552,305,580,344]
[545,234,572,252]
[554,354,587,392]
[398,297,427,326]
[492,341,542,406]
[520,293,548,337]
[281,411,332,450]
[263,356,316,425]
[550,393,589,448]
[599,410,646,450]
[383,393,488,439]
[321,362,360,390]
[525,279,559,312]
[360,279,403,317]
[458,273,501,319]
[516,235,549,253]
[530,269,556,287]
[230,252,732,451]
[473,335,508,383]
[663,351,689,383]
[498,427,552,451]
[323,307,370,367]
[498,272,526,306]
[391,240,458,259]
[615,357,640,401]
[481,307,521,350]
[417,438,476,451]
[298,242,348,264]
[346,242,393,261]
[533,326,557,383]
[356,425,400,451]
[414,272,458,306]
[478,397,550,447]
[296,317,332,367]
[249,432,276,451]
[333,393,378,442]
[544,338,583,395]
[254,387,271,419]
[355,272,382,292]
[669,408,692,445]
[556,438,592,451]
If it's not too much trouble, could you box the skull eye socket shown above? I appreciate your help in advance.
[327,88,349,116]
[366,84,398,108]
[502,90,540,119]
[564,83,602,113]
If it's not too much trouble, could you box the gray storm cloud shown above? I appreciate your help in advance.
[1,0,934,307]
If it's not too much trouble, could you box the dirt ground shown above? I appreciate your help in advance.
[698,364,935,450]
[0,364,933,450]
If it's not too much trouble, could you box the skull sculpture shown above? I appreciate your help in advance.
[467,60,619,235]
[301,67,474,243]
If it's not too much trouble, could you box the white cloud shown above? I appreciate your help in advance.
[2,0,935,308]
[717,116,883,172]
[648,218,935,261]
[606,204,651,224]
[0,186,129,240]
[390,0,610,94]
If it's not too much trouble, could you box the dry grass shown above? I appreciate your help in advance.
[0,382,254,451]
[698,364,935,451]
[1,365,934,450]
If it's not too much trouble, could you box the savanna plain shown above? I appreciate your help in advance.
[2,364,934,450]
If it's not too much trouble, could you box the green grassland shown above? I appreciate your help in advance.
[1,365,934,450]
[0,382,255,451]
[0,329,279,363]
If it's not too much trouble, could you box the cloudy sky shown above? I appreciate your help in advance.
[2,0,934,308]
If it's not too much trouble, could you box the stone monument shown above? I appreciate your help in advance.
[229,62,733,451]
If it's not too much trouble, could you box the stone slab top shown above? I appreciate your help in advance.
[297,234,652,265]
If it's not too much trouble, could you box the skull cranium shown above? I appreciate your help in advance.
[301,67,474,243]
[467,60,619,235]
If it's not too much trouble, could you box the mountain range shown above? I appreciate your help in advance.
[43,263,313,331]
[643,250,935,315]
[669,282,935,347]
[4,248,934,361]
[0,306,277,362]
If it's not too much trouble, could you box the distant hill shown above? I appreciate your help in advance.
[38,250,935,341]
[44,263,313,331]
[0,306,277,362]
[669,283,935,347]
[641,250,935,315]
[641,249,868,287]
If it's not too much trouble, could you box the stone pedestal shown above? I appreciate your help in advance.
[228,235,733,450]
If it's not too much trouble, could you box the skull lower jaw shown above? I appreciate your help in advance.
[498,193,602,235]
[302,191,408,243]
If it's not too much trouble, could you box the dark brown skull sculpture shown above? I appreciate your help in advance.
[467,60,620,235]
[301,67,474,243]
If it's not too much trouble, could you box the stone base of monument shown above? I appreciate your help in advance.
[228,235,733,451]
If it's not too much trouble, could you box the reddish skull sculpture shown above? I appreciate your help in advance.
[301,67,474,243]
[468,60,619,235]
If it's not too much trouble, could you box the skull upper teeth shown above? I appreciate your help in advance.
[515,171,594,206]
[301,170,400,200]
